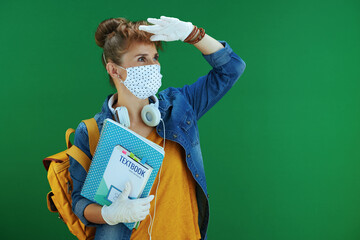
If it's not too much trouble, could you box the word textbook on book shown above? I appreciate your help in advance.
[81,118,165,230]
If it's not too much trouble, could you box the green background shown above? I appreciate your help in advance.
[1,0,359,239]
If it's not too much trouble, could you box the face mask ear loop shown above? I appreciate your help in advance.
[117,74,124,84]
[148,118,165,240]
[102,52,107,65]
[117,65,127,83]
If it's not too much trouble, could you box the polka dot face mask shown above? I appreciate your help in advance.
[118,64,162,99]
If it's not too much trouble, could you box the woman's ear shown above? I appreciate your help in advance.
[106,62,117,79]
[107,63,127,82]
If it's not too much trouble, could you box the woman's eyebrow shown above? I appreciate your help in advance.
[135,54,148,57]
[134,53,159,57]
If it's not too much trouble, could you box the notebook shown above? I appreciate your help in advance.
[81,118,164,230]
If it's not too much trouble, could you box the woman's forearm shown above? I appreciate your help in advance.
[84,203,107,224]
[193,34,224,55]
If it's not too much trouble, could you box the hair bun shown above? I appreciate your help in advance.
[95,18,128,48]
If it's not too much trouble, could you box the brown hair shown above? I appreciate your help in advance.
[95,17,163,87]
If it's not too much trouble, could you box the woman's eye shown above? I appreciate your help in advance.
[138,57,145,62]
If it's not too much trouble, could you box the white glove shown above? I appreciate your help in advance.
[139,16,194,42]
[101,182,154,225]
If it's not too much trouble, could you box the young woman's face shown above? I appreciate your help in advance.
[120,41,160,69]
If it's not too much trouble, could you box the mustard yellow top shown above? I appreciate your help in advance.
[130,128,201,240]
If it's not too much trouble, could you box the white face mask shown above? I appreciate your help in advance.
[118,64,162,99]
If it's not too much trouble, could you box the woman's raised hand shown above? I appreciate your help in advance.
[139,16,194,42]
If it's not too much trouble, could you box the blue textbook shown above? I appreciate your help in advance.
[81,118,165,230]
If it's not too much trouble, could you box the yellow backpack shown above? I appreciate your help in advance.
[43,118,99,240]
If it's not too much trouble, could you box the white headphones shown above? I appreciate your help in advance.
[108,94,161,128]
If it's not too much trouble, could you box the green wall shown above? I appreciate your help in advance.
[1,0,359,239]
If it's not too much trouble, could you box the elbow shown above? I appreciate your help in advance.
[225,57,246,86]
[234,57,246,80]
[73,197,98,227]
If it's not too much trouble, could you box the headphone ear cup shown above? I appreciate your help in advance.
[115,106,130,128]
[141,104,161,127]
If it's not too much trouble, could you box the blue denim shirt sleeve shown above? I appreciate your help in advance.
[178,40,246,120]
[69,122,101,227]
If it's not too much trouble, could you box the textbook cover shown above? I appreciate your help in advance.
[94,145,153,205]
[81,118,165,230]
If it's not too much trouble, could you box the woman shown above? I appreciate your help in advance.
[69,16,246,240]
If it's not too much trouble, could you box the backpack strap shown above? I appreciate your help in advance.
[67,146,92,172]
[66,118,100,173]
[82,118,100,157]
[66,128,75,149]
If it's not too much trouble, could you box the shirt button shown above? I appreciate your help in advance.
[195,174,199,178]
[173,134,177,138]
[187,154,191,158]
[158,128,162,132]
[186,120,191,125]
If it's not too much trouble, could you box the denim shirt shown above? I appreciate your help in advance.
[69,41,246,240]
